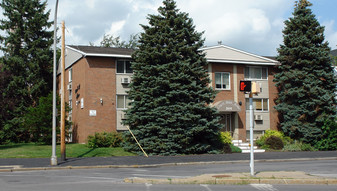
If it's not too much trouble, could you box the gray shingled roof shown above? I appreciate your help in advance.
[68,45,134,56]
[331,49,337,57]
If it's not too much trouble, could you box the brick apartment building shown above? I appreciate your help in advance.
[59,45,279,143]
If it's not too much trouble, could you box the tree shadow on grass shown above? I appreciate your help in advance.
[76,148,96,158]
[0,143,33,150]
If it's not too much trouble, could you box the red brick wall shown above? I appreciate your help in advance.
[211,63,247,140]
[268,65,279,131]
[236,65,247,141]
[68,57,117,143]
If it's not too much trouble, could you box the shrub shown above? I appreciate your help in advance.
[87,132,123,148]
[230,144,242,153]
[223,143,232,153]
[256,130,292,148]
[265,135,284,150]
[283,140,316,152]
[314,118,337,151]
[219,132,232,145]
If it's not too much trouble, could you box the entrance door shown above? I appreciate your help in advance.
[220,114,233,136]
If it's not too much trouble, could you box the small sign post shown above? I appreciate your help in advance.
[240,80,256,176]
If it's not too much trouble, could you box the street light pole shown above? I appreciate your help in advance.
[249,92,254,176]
[51,0,59,166]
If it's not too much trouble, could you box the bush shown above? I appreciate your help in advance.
[256,130,292,148]
[223,143,242,154]
[283,140,316,152]
[87,132,123,148]
[314,118,337,151]
[23,92,71,144]
[223,143,232,153]
[265,135,284,150]
[230,144,242,153]
[219,132,232,145]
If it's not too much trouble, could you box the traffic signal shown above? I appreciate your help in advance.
[240,80,251,92]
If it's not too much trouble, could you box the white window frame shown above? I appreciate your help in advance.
[116,95,130,110]
[69,68,73,82]
[214,72,231,90]
[116,60,132,74]
[245,98,269,112]
[244,66,268,80]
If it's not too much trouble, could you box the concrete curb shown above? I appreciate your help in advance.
[0,157,337,172]
[124,171,337,185]
[125,177,337,185]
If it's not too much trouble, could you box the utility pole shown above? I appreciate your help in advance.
[60,20,66,161]
[51,0,59,166]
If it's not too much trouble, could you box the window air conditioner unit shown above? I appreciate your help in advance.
[254,115,263,121]
[121,77,130,84]
[67,84,72,90]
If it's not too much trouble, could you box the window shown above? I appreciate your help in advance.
[117,95,131,109]
[117,60,132,74]
[69,68,72,82]
[244,67,267,80]
[246,98,269,111]
[215,72,230,90]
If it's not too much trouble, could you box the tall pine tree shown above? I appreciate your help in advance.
[0,0,53,142]
[274,0,337,145]
[123,0,222,155]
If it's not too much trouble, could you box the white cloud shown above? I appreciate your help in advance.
[323,20,337,50]
[106,20,126,37]
[37,0,337,55]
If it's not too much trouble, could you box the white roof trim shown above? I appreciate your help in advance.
[66,46,132,58]
[199,45,279,64]
[66,45,86,55]
[83,53,131,58]
[206,59,278,66]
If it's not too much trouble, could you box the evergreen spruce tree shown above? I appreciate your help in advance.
[123,0,222,155]
[0,0,53,142]
[274,0,337,145]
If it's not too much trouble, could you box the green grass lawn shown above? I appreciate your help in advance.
[0,143,136,158]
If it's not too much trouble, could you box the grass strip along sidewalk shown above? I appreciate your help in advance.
[0,143,136,158]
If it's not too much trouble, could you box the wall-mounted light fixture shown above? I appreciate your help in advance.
[100,98,103,105]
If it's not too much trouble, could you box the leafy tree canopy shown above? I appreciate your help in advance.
[90,33,139,49]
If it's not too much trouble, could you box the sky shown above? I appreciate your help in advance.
[2,0,337,56]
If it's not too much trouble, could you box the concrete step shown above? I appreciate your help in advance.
[242,149,266,153]
[232,140,265,153]
[232,140,242,144]
[238,146,258,150]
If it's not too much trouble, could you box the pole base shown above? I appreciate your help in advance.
[50,156,58,166]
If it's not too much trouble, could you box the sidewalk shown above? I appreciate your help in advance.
[0,151,336,169]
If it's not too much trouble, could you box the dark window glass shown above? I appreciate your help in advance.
[125,61,133,73]
[117,61,124,73]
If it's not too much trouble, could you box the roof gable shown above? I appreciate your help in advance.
[200,45,278,65]
[331,49,337,57]
[67,45,134,58]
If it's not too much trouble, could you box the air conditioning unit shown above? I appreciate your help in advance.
[254,115,263,121]
[121,77,130,84]
[67,84,72,90]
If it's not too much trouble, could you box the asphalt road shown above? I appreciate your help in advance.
[1,159,337,191]
[0,151,336,168]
